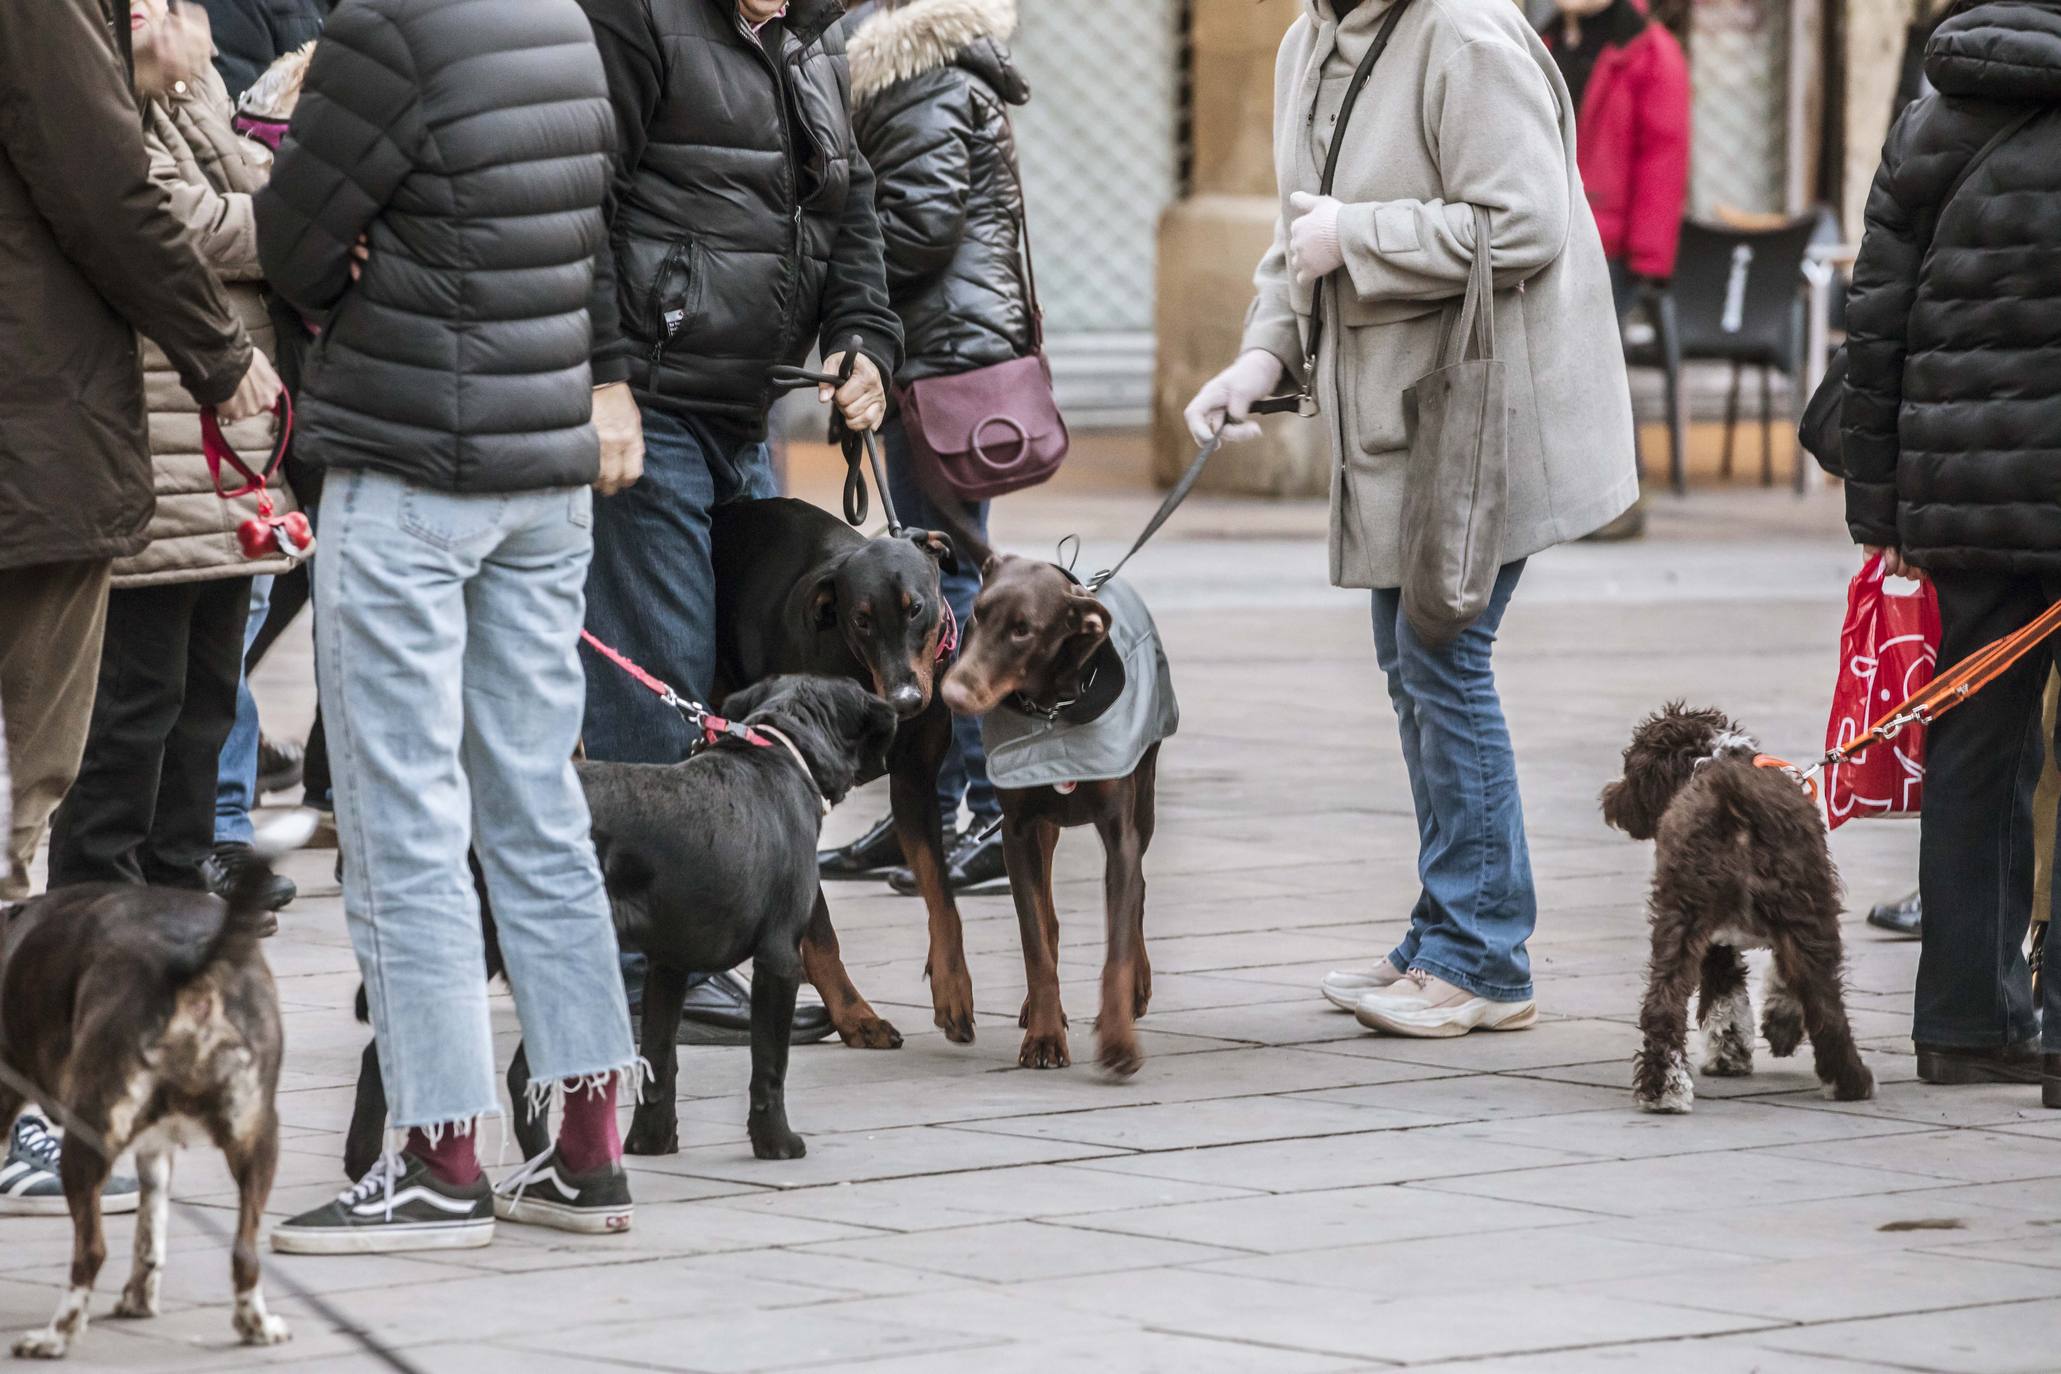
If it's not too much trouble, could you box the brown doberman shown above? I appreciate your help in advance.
[941,554,1161,1077]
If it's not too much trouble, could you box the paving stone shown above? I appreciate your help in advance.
[1062,1183,1593,1254]
[1415,1150,1950,1219]
[1753,1297,2061,1372]
[793,1217,1244,1283]
[1578,1248,2061,1324]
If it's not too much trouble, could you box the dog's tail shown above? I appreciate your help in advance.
[189,809,316,982]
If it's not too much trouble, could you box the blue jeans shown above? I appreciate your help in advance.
[883,416,997,824]
[213,575,273,846]
[1372,561,1534,1000]
[582,407,778,764]
[315,468,635,1129]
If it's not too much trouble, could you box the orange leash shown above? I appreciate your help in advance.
[1805,599,2061,783]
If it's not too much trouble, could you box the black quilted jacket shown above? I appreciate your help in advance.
[849,0,1035,385]
[1843,0,2061,573]
[578,0,901,429]
[255,0,615,492]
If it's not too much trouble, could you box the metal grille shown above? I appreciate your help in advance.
[1691,0,1791,216]
[1011,0,1180,421]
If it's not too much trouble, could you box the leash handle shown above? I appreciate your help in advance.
[201,392,294,499]
[1088,430,1223,590]
[766,340,900,535]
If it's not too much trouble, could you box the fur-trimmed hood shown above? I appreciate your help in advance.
[849,0,1027,106]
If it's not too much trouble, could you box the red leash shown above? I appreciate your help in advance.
[577,629,766,750]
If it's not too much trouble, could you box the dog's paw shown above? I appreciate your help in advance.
[1018,1028,1071,1070]
[1635,1051,1695,1114]
[233,1300,290,1348]
[1762,1009,1805,1059]
[1097,1035,1144,1080]
[839,1015,903,1050]
[933,1006,976,1045]
[1701,1033,1755,1078]
[1018,998,1067,1030]
[1826,1066,1876,1102]
[12,1329,71,1360]
[112,1280,159,1321]
[749,1128,807,1161]
[623,1116,679,1157]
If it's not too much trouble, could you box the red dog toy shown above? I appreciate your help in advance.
[201,395,311,560]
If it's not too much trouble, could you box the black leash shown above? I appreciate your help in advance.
[0,1056,426,1374]
[1086,430,1224,591]
[769,336,902,536]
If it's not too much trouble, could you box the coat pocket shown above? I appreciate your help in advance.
[616,235,706,355]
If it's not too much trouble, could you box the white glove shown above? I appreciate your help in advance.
[1183,349,1287,447]
[1288,192,1345,285]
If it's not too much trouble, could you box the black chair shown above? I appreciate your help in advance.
[1667,217,1819,491]
[1620,285,1688,494]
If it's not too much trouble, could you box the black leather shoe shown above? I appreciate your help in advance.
[1867,890,1921,938]
[888,824,1008,896]
[201,842,295,914]
[257,735,305,798]
[676,970,834,1046]
[2045,1054,2059,1109]
[818,816,904,881]
[1916,1042,2044,1085]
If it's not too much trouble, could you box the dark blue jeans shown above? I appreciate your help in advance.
[582,407,777,764]
[1371,561,1534,1000]
[883,415,997,824]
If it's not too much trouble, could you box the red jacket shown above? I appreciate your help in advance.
[1546,12,1691,279]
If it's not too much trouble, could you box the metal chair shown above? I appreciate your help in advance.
[1620,285,1688,495]
[1667,217,1819,491]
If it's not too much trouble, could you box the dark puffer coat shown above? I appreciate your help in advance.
[195,0,327,101]
[256,0,616,493]
[579,0,901,427]
[849,0,1034,384]
[1844,0,2061,573]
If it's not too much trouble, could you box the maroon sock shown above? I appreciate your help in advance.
[404,1125,481,1188]
[556,1076,620,1175]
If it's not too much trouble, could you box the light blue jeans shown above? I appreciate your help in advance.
[1372,561,1535,1001]
[315,468,635,1129]
[214,575,273,846]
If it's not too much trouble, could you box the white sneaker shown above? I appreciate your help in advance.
[1320,962,1408,1010]
[1353,970,1536,1038]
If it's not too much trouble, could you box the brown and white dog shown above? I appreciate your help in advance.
[942,555,1162,1078]
[1601,704,1874,1113]
[0,862,289,1358]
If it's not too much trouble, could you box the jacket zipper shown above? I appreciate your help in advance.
[647,240,689,368]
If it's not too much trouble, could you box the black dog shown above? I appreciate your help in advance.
[1601,704,1874,1112]
[713,497,974,1048]
[341,675,895,1171]
[1,865,289,1358]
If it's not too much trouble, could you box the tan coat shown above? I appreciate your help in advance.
[116,66,298,589]
[1242,0,1637,590]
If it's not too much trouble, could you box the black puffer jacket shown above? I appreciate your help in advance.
[1844,0,2061,573]
[850,0,1034,385]
[256,0,615,493]
[579,0,902,428]
[195,0,327,101]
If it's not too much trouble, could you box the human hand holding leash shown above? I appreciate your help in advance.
[217,349,284,424]
[1183,350,1286,446]
[1288,191,1345,285]
[593,381,646,495]
[820,351,887,433]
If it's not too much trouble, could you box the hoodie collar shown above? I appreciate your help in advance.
[849,0,1023,105]
[1928,0,2061,100]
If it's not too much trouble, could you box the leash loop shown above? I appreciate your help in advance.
[768,337,901,537]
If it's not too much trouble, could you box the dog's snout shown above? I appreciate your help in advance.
[888,684,925,717]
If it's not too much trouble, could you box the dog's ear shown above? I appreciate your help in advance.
[808,576,839,632]
[980,552,1005,581]
[1057,589,1112,688]
[720,679,780,722]
[910,528,957,574]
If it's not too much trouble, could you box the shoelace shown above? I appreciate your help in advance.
[335,1148,403,1220]
[493,1146,560,1208]
[1400,969,1430,992]
[12,1116,60,1171]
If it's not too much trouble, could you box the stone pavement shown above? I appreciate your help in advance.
[8,457,2060,1373]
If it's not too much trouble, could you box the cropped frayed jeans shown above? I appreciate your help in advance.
[1371,561,1535,1000]
[315,468,635,1130]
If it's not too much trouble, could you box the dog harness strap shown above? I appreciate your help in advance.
[936,598,959,662]
[749,723,833,816]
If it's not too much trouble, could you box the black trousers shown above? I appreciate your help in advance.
[48,577,251,889]
[1919,570,2061,1053]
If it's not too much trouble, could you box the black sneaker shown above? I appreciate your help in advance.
[0,1115,138,1217]
[493,1147,633,1234]
[888,824,1007,896]
[272,1151,493,1254]
[256,736,305,798]
[202,842,296,914]
[1867,890,1921,938]
[676,969,835,1046]
[817,815,904,880]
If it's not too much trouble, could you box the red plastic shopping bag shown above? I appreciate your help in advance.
[1823,556,1941,828]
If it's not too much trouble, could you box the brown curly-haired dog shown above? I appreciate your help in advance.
[1601,705,1874,1113]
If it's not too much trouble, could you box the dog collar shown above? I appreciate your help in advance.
[746,722,833,817]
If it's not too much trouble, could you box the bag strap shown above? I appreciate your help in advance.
[1437,204,1496,370]
[1919,105,2042,271]
[1297,0,1416,386]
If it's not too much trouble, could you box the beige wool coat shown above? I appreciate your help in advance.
[116,65,298,589]
[1242,0,1637,590]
